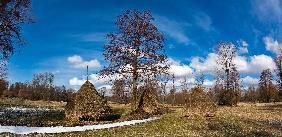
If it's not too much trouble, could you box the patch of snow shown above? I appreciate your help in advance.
[4,107,52,112]
[0,117,160,135]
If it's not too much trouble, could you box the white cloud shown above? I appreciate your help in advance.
[167,58,193,77]
[190,53,275,74]
[234,54,276,73]
[69,77,85,86]
[155,15,190,45]
[238,40,248,54]
[189,53,218,73]
[241,76,259,86]
[232,54,276,74]
[234,56,249,72]
[67,55,101,69]
[68,55,83,64]
[248,54,276,73]
[69,74,111,89]
[263,36,282,55]
[203,79,215,87]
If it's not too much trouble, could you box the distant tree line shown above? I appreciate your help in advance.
[109,68,280,106]
[242,69,279,103]
[0,72,75,102]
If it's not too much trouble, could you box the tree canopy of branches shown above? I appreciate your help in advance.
[242,86,258,103]
[0,0,32,59]
[31,72,54,100]
[215,42,240,106]
[195,72,205,87]
[111,79,129,104]
[0,0,32,77]
[258,69,278,102]
[0,78,8,96]
[100,10,169,111]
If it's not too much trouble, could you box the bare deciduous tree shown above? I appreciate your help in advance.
[100,10,169,111]
[112,79,129,104]
[32,72,54,100]
[258,69,278,102]
[195,72,205,87]
[274,53,282,97]
[243,86,257,103]
[0,78,8,96]
[215,42,240,106]
[0,0,32,77]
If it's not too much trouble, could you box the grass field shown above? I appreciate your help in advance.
[0,98,66,109]
[1,101,281,137]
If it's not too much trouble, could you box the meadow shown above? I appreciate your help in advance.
[0,99,281,137]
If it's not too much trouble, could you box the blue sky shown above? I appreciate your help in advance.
[8,0,282,89]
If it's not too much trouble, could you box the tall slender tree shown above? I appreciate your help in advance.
[100,10,169,111]
[215,42,240,106]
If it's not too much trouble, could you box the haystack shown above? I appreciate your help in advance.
[66,80,112,121]
[184,86,217,118]
[130,83,161,117]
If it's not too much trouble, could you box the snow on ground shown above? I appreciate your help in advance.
[3,107,56,111]
[0,117,160,135]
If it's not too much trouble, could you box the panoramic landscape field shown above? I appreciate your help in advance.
[0,99,281,136]
[1,0,282,136]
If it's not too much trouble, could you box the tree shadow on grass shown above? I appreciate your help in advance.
[254,104,282,130]
[207,118,276,137]
[258,104,282,112]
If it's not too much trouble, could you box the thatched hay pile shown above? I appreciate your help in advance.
[184,86,217,118]
[137,84,160,114]
[126,83,163,120]
[65,80,112,121]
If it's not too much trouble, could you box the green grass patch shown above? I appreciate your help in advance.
[0,98,66,109]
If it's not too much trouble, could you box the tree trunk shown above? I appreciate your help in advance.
[132,47,139,110]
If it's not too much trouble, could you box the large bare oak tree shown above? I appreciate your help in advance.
[100,10,168,111]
